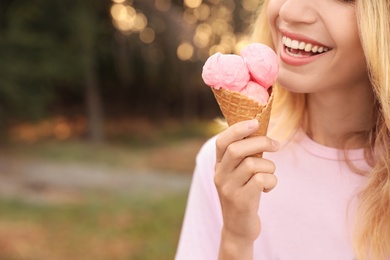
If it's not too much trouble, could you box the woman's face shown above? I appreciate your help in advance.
[267,0,371,94]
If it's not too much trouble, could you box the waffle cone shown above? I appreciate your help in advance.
[212,88,273,158]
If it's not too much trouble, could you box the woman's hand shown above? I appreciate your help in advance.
[215,119,279,259]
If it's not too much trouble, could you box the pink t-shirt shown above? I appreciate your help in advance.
[176,130,369,260]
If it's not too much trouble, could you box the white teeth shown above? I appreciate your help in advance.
[282,36,330,54]
[291,40,299,49]
[285,37,292,46]
[304,43,312,52]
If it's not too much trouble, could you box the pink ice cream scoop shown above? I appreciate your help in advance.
[202,52,250,92]
[240,43,278,89]
[241,81,270,105]
[202,43,278,106]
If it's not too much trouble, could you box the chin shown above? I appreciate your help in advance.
[276,68,320,94]
[277,77,308,94]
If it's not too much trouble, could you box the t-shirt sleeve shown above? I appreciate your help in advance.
[175,136,223,260]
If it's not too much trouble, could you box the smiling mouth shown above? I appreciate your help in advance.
[282,36,332,57]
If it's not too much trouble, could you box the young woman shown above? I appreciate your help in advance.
[176,0,390,259]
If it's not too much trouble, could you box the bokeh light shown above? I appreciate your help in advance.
[110,2,149,35]
[133,13,147,31]
[140,27,156,44]
[235,35,252,53]
[110,4,128,21]
[194,4,211,21]
[193,23,212,48]
[183,9,197,24]
[208,0,221,4]
[184,0,202,9]
[242,0,259,11]
[110,0,256,61]
[177,42,194,61]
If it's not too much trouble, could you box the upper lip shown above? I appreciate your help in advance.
[280,29,332,49]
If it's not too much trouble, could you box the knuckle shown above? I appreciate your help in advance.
[220,184,233,200]
[269,161,276,173]
[263,159,276,173]
[253,173,265,186]
[231,124,244,136]
[242,157,256,171]
[259,136,272,147]
[264,176,278,193]
[215,135,226,150]
[273,175,278,186]
[225,143,243,159]
[256,136,274,151]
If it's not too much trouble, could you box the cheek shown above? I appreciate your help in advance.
[266,0,276,20]
[266,0,283,46]
[342,50,368,85]
[267,0,282,25]
[332,25,367,79]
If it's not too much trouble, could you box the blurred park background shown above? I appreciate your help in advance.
[0,0,258,259]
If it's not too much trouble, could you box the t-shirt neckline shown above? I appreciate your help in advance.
[296,130,366,161]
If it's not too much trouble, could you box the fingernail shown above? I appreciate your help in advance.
[247,119,258,129]
[271,139,280,149]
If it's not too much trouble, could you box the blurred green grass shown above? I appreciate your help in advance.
[0,119,221,259]
[0,192,188,260]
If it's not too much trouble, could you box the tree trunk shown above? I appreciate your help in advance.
[85,53,104,142]
[78,1,105,142]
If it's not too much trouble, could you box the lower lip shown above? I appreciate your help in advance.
[280,45,327,66]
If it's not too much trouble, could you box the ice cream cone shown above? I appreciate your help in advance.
[212,88,274,158]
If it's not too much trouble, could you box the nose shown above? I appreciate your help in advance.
[279,0,317,24]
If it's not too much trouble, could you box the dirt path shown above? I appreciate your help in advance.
[0,156,192,204]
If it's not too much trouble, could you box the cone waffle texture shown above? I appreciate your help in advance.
[212,88,273,158]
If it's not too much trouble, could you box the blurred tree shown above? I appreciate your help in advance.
[0,0,110,141]
[0,0,76,126]
[0,0,255,139]
[74,0,105,142]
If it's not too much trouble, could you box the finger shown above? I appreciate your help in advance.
[216,119,259,163]
[218,135,279,174]
[244,173,278,197]
[232,157,276,187]
[218,157,276,195]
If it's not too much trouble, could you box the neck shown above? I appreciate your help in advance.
[304,84,374,149]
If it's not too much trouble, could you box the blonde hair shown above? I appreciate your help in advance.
[354,0,390,258]
[252,0,390,258]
